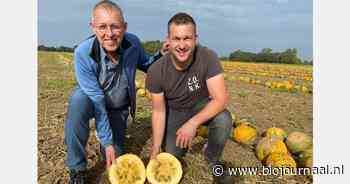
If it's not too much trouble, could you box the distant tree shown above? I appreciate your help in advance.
[303,59,313,65]
[142,40,163,55]
[58,46,74,52]
[229,50,256,62]
[279,48,301,64]
[220,56,229,61]
[38,45,74,52]
[261,48,272,54]
[256,48,274,63]
[227,48,303,64]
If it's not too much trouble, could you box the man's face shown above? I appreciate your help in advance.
[91,8,127,54]
[167,23,197,64]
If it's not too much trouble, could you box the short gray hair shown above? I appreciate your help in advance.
[92,0,125,22]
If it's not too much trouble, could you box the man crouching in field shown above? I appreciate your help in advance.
[146,12,234,184]
[64,1,166,183]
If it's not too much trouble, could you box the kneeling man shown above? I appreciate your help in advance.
[146,12,233,184]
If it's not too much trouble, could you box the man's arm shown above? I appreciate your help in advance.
[188,73,229,126]
[150,92,167,159]
[74,50,116,167]
[175,73,229,148]
[74,50,113,146]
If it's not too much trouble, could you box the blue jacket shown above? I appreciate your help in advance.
[74,33,161,147]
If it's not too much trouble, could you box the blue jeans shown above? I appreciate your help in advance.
[64,87,129,171]
[163,98,232,164]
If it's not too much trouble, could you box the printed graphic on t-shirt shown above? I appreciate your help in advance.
[187,75,201,92]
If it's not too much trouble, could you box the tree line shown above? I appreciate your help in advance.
[38,45,76,52]
[37,40,161,54]
[227,48,312,65]
[37,40,162,54]
[38,42,312,65]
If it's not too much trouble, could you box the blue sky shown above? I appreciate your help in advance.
[38,0,312,60]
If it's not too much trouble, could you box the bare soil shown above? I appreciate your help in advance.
[38,52,312,184]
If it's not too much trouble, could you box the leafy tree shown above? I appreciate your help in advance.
[38,45,74,52]
[227,48,303,65]
[279,48,301,64]
[256,48,274,63]
[142,40,163,55]
[229,50,256,62]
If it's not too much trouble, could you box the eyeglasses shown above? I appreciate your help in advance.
[93,23,124,34]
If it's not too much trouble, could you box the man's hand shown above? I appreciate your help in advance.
[105,145,116,168]
[150,145,161,160]
[160,40,170,55]
[176,120,199,149]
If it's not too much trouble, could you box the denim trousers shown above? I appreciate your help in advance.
[162,98,233,164]
[64,87,129,171]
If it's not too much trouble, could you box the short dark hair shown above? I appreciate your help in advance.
[92,0,124,22]
[167,12,196,35]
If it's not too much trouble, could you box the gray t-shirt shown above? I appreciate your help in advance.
[146,45,223,110]
[98,47,129,109]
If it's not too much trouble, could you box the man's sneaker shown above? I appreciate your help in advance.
[209,162,236,184]
[69,170,87,184]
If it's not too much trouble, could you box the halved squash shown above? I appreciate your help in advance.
[146,153,182,184]
[109,154,146,184]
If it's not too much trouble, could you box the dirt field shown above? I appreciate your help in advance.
[38,51,313,184]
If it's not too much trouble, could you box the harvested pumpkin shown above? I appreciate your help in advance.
[265,153,297,168]
[304,157,313,169]
[196,126,209,138]
[256,136,288,161]
[135,80,142,90]
[285,131,312,154]
[108,154,146,184]
[234,117,255,128]
[298,147,313,168]
[137,88,147,97]
[146,152,183,184]
[232,124,257,144]
[263,127,287,140]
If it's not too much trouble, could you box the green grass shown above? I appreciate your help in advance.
[38,51,76,93]
[237,91,248,98]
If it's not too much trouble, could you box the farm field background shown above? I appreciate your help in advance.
[38,51,313,184]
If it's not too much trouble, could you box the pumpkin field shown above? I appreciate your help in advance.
[38,51,313,184]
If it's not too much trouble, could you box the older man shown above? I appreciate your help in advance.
[64,1,166,183]
[146,12,233,183]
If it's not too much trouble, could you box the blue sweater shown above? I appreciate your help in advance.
[74,33,161,147]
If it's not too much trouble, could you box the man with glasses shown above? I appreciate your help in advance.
[64,1,166,183]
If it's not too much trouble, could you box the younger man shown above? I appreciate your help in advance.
[146,12,233,183]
